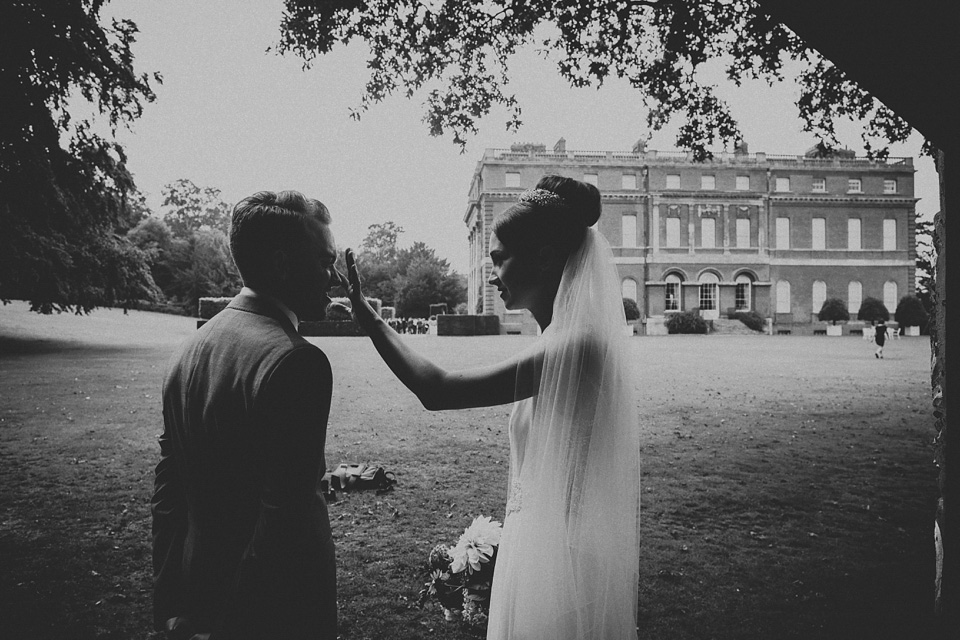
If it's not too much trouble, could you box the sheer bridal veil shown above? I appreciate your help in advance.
[489,227,641,639]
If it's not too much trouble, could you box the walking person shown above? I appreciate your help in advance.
[875,319,889,358]
[339,175,641,639]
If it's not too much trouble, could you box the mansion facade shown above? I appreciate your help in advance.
[463,140,917,335]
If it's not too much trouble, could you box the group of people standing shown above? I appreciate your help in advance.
[385,316,431,335]
[152,175,640,639]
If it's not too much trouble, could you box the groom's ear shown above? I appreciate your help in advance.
[270,249,291,282]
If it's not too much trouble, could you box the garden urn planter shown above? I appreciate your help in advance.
[826,324,843,336]
[904,325,920,336]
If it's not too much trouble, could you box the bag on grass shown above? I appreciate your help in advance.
[320,463,396,500]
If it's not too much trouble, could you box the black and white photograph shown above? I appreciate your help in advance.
[1,1,955,639]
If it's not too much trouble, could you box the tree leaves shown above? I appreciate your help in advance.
[0,1,160,313]
[277,0,910,158]
[160,178,232,239]
[356,224,466,316]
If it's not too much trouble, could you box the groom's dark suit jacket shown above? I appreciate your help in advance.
[152,291,336,639]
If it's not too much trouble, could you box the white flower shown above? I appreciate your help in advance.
[443,607,461,622]
[449,515,503,574]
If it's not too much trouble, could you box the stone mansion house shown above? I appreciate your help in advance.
[463,140,917,335]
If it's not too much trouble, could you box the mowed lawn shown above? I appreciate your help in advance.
[0,302,937,639]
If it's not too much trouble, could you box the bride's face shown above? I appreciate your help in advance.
[488,233,546,312]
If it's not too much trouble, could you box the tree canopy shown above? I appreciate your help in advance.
[160,178,232,239]
[126,180,242,314]
[278,0,911,158]
[0,0,161,313]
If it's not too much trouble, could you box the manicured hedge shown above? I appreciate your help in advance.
[437,315,500,336]
[198,297,233,319]
[623,298,641,321]
[733,310,765,332]
[895,295,927,328]
[818,298,850,325]
[857,297,890,323]
[666,310,708,334]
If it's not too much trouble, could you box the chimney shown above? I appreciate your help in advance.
[554,137,566,153]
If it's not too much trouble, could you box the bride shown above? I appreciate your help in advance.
[339,175,640,639]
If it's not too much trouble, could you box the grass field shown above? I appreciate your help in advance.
[0,301,938,639]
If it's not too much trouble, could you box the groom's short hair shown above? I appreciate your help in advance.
[229,190,331,288]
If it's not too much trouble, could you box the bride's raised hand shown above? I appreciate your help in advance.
[338,248,380,331]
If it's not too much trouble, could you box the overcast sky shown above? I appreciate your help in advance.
[103,0,938,274]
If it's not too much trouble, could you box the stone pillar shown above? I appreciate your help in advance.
[722,204,731,254]
[759,199,768,254]
[688,204,696,254]
[651,201,660,253]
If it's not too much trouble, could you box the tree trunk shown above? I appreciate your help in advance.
[933,149,957,637]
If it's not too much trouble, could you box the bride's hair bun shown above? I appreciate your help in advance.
[535,175,602,227]
[492,174,602,259]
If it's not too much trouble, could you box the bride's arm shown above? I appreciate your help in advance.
[339,249,538,410]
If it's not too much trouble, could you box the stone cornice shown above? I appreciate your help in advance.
[654,191,762,200]
[478,191,916,206]
[770,195,918,205]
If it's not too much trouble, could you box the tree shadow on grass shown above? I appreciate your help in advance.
[0,334,134,357]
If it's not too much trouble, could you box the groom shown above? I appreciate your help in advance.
[152,191,340,639]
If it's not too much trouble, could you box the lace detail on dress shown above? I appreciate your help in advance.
[505,478,522,516]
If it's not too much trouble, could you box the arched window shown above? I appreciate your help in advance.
[621,278,638,302]
[665,273,683,311]
[812,281,827,315]
[848,281,862,314]
[884,281,898,313]
[776,280,791,313]
[735,274,753,311]
[698,272,719,311]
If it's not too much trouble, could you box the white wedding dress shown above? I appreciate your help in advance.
[486,229,641,640]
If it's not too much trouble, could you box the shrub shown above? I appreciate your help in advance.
[818,298,850,325]
[198,296,233,319]
[328,296,382,316]
[733,310,765,332]
[895,295,928,328]
[324,301,353,322]
[666,310,708,334]
[622,297,641,321]
[857,296,890,323]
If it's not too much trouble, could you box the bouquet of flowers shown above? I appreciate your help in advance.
[418,515,503,629]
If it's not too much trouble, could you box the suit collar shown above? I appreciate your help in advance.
[229,289,299,331]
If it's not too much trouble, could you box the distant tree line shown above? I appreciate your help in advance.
[354,222,467,318]
[125,179,240,315]
[122,185,467,318]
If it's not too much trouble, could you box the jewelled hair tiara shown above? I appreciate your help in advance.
[517,188,566,208]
